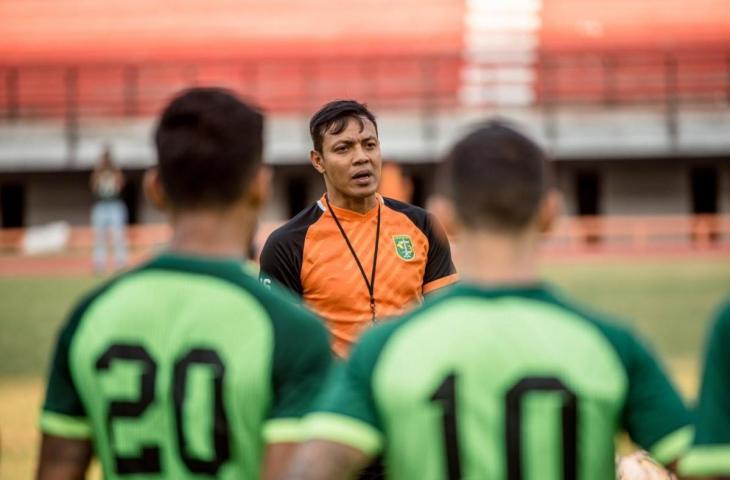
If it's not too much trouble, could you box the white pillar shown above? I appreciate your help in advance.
[460,0,542,108]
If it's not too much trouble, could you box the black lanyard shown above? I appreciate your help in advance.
[325,194,381,322]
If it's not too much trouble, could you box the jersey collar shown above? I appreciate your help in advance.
[452,281,553,301]
[147,251,257,277]
[318,193,384,221]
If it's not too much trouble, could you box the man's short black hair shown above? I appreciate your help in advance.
[309,100,378,153]
[155,87,263,209]
[442,120,551,232]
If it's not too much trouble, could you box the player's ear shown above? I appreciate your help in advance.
[538,189,562,233]
[310,150,326,174]
[245,165,272,210]
[143,167,168,211]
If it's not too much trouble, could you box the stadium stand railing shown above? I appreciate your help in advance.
[542,214,730,254]
[1,49,729,138]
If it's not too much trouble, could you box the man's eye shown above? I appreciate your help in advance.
[335,145,348,153]
[366,142,377,149]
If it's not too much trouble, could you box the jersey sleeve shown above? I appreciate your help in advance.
[619,332,693,464]
[304,322,400,456]
[679,299,730,476]
[264,300,333,444]
[422,213,457,294]
[39,309,92,439]
[259,230,304,296]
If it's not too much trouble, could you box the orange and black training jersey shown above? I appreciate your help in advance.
[260,193,458,357]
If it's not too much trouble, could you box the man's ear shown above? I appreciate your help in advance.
[310,150,326,174]
[245,165,273,210]
[538,189,562,233]
[143,167,168,211]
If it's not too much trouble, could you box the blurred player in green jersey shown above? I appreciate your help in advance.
[285,121,692,480]
[36,88,332,480]
[680,296,730,479]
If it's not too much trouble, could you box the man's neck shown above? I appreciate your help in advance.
[326,190,378,215]
[168,206,256,259]
[456,228,541,286]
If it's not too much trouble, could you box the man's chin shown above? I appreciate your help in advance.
[346,183,379,198]
[353,187,378,199]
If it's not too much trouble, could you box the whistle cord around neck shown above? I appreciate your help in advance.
[325,194,381,322]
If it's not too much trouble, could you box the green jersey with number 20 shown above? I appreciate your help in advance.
[308,283,691,480]
[40,253,332,480]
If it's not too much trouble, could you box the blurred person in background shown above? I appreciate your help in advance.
[378,161,413,203]
[680,295,730,480]
[285,121,691,480]
[90,145,128,273]
[260,100,457,359]
[36,88,332,480]
[426,192,459,264]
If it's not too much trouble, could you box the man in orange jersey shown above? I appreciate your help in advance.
[260,100,457,358]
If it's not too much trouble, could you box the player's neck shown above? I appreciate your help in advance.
[168,205,257,260]
[326,190,378,215]
[456,229,541,286]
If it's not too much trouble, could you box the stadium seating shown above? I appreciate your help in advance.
[1,0,729,119]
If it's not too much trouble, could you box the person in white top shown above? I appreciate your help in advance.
[90,145,128,272]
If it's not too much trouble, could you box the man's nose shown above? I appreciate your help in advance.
[352,144,370,164]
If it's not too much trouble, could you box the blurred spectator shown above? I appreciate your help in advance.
[90,145,127,272]
[378,161,413,203]
[426,193,459,265]
[426,193,456,238]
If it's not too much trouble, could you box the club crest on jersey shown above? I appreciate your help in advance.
[393,235,415,261]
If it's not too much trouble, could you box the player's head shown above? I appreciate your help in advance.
[148,87,266,212]
[309,100,382,202]
[442,120,559,235]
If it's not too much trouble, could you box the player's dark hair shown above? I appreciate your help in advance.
[155,87,263,209]
[441,120,552,232]
[309,100,378,153]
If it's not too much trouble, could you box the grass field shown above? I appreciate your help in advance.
[1,257,728,478]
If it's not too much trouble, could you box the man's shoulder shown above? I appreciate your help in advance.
[57,268,141,344]
[102,255,316,333]
[259,202,324,287]
[539,286,646,368]
[414,282,641,363]
[383,197,430,229]
[265,202,324,248]
[129,253,304,314]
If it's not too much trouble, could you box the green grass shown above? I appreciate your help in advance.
[0,258,728,478]
[0,276,102,479]
[0,276,100,377]
[542,259,730,366]
[3,259,726,379]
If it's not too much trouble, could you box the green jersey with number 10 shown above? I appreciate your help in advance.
[40,253,331,480]
[308,283,691,480]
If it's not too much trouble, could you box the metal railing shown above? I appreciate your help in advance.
[1,215,729,257]
[1,49,729,153]
[543,214,730,254]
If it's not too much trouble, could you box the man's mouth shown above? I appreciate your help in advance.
[352,171,373,184]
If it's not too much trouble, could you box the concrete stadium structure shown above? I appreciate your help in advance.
[0,0,728,228]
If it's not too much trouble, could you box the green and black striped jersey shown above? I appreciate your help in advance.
[680,295,730,477]
[40,253,332,480]
[308,283,692,480]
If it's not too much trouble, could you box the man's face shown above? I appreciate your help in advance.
[313,116,382,201]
